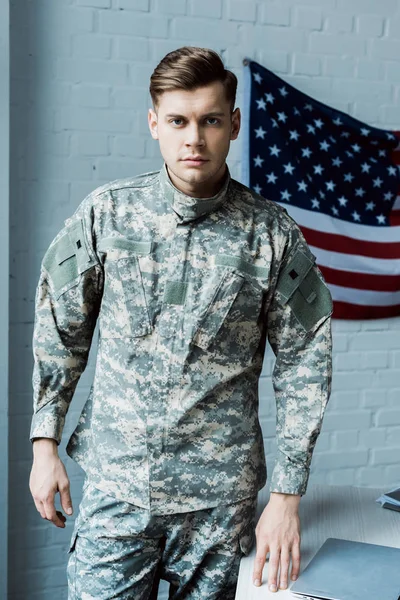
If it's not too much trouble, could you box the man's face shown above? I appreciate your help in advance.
[148,80,240,197]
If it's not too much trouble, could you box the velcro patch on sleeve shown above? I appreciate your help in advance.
[42,218,96,296]
[277,247,333,332]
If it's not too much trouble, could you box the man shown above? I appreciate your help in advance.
[29,46,333,598]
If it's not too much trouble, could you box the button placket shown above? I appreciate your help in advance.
[159,222,191,448]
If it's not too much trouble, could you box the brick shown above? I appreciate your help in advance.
[352,102,380,123]
[113,136,146,158]
[371,447,400,465]
[385,464,400,482]
[293,7,322,30]
[372,39,400,60]
[357,466,388,486]
[331,334,348,352]
[257,51,289,74]
[334,369,375,390]
[392,353,400,368]
[227,0,257,23]
[362,390,388,408]
[113,87,142,109]
[328,391,361,410]
[259,4,291,26]
[145,137,163,159]
[337,0,398,12]
[76,0,110,6]
[25,155,94,182]
[387,16,400,38]
[312,450,369,469]
[335,352,361,371]
[72,35,112,59]
[314,432,331,452]
[188,0,222,18]
[332,430,359,449]
[385,62,400,84]
[381,104,400,123]
[359,428,386,448]
[356,59,384,80]
[129,63,153,87]
[240,24,306,51]
[71,84,110,108]
[356,14,384,37]
[57,58,128,85]
[72,133,109,156]
[171,17,238,44]
[117,37,150,61]
[376,410,400,427]
[334,80,392,104]
[327,468,357,486]
[40,131,71,156]
[117,0,149,9]
[29,82,71,107]
[310,32,366,57]
[279,0,335,5]
[154,0,186,14]
[322,410,372,431]
[100,11,168,37]
[350,331,400,350]
[32,6,94,33]
[388,389,400,406]
[96,159,156,181]
[55,107,132,133]
[373,369,400,389]
[324,11,354,33]
[293,53,321,75]
[285,74,332,99]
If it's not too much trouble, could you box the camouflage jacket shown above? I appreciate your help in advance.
[30,162,333,515]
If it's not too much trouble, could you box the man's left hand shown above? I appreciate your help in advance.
[252,492,301,592]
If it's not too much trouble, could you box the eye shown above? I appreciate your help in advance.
[206,118,220,125]
[170,119,183,126]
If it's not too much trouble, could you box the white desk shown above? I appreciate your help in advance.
[235,483,400,599]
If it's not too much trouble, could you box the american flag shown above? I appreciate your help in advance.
[241,59,400,320]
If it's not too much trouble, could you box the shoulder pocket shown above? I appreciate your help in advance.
[43,218,97,299]
[277,247,333,333]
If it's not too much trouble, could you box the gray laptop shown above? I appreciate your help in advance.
[290,537,400,600]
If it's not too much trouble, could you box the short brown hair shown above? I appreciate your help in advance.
[149,46,237,114]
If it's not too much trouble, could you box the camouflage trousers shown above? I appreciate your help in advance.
[67,479,258,600]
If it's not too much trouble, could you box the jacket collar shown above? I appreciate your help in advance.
[159,161,231,223]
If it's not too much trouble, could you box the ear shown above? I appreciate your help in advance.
[230,108,241,141]
[148,108,159,140]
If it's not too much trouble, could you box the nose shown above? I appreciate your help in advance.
[185,123,205,147]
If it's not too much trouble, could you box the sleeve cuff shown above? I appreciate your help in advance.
[30,411,63,445]
[269,452,311,496]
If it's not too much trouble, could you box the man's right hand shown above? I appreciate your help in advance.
[29,438,73,528]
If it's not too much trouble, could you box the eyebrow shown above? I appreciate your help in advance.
[164,112,226,119]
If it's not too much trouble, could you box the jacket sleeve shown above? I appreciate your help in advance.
[265,218,333,496]
[29,197,103,446]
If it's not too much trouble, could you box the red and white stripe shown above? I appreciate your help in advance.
[278,131,400,320]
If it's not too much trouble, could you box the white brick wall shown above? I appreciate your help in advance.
[9,0,400,598]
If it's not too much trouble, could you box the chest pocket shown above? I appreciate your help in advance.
[98,237,153,339]
[191,255,268,351]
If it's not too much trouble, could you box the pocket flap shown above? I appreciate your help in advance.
[98,237,152,255]
[192,269,245,350]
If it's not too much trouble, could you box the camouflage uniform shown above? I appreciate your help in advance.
[66,478,257,599]
[30,162,333,597]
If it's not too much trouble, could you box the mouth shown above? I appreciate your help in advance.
[182,159,209,166]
